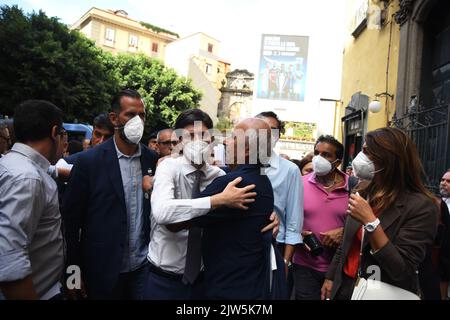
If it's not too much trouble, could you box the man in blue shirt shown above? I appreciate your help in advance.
[256,111,304,297]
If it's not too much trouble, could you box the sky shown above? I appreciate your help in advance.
[2,0,348,126]
[2,0,347,73]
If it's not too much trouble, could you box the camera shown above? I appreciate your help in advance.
[303,233,324,257]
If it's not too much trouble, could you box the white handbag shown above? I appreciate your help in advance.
[351,277,420,300]
[350,228,421,300]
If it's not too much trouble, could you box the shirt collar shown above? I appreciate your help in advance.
[307,170,349,190]
[11,143,50,172]
[113,136,141,159]
[268,152,280,169]
[179,155,210,176]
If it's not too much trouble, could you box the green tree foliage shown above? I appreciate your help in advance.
[112,54,202,135]
[0,5,202,136]
[0,5,118,122]
[139,21,179,38]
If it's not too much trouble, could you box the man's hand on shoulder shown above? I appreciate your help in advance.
[210,177,256,210]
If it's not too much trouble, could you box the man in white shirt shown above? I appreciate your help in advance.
[144,109,278,299]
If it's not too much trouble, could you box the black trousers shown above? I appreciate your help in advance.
[276,242,294,299]
[292,264,326,300]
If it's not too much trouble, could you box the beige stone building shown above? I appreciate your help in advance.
[164,32,231,123]
[71,7,179,60]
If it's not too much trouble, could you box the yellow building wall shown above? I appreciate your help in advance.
[337,0,401,141]
[75,9,174,60]
[84,21,166,59]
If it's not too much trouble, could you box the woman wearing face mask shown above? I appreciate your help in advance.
[321,127,438,300]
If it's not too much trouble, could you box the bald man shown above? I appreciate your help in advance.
[174,118,286,299]
[156,128,177,157]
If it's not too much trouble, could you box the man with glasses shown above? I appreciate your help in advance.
[156,128,178,157]
[0,100,65,299]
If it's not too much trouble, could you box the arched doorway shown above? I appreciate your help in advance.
[394,0,450,193]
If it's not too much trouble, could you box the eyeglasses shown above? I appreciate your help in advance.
[159,140,178,146]
[93,131,113,139]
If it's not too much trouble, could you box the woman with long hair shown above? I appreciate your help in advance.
[321,127,438,300]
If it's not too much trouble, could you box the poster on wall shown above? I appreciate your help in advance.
[257,34,309,102]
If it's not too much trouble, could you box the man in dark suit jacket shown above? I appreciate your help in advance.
[193,164,276,299]
[438,170,450,298]
[62,89,158,299]
[174,118,287,299]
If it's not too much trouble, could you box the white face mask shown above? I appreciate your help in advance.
[352,151,376,180]
[121,115,144,145]
[183,140,210,165]
[312,155,337,176]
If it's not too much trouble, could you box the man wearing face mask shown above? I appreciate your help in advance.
[292,135,350,300]
[62,89,159,299]
[0,100,65,299]
[162,118,284,299]
[144,109,279,300]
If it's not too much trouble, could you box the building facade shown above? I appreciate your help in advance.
[164,32,231,123]
[71,7,178,60]
[217,69,254,126]
[338,0,450,192]
[337,0,401,168]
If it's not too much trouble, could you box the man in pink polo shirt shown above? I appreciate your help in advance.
[292,135,351,300]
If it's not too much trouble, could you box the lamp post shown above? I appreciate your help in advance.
[369,92,394,113]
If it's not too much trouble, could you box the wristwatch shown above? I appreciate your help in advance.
[284,259,292,268]
[364,218,380,233]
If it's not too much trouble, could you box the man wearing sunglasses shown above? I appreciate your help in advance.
[156,128,178,157]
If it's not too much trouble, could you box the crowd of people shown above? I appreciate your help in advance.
[0,89,449,300]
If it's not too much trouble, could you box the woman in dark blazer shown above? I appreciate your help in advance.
[321,127,438,300]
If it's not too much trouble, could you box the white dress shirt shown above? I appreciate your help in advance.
[148,156,225,274]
